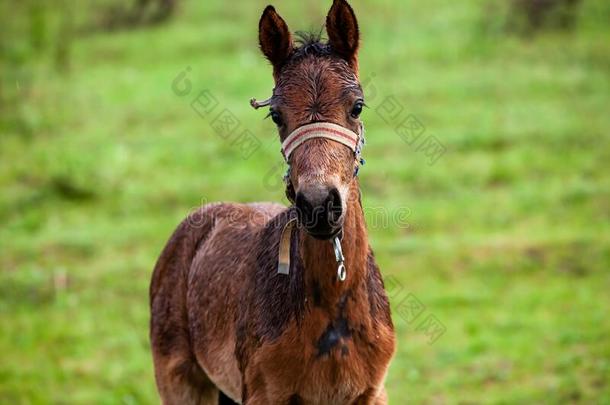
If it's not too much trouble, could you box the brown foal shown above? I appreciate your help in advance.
[150,1,396,403]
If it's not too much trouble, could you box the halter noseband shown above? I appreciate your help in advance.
[282,121,365,194]
[281,121,362,161]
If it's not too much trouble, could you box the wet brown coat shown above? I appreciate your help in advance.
[150,1,396,403]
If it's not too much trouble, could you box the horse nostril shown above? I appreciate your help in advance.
[326,188,343,223]
[295,192,313,221]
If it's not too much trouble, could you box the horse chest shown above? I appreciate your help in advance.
[250,307,392,404]
[298,336,376,403]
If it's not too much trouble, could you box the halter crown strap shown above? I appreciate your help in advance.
[282,122,360,160]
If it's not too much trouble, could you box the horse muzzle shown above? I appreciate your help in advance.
[295,185,344,240]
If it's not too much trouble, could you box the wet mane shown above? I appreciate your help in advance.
[289,30,333,62]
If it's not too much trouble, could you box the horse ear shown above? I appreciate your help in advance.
[326,0,360,69]
[259,5,293,76]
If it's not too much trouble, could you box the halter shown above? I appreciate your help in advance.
[282,122,362,161]
[278,121,365,282]
[251,97,366,282]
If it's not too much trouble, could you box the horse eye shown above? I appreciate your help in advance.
[351,101,364,118]
[270,110,283,127]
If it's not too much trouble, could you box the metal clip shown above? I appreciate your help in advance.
[332,236,347,282]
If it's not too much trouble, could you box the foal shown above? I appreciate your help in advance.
[150,1,396,403]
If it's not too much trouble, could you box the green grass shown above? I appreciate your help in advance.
[1,0,610,403]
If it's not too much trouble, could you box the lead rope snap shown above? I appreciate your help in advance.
[332,236,346,282]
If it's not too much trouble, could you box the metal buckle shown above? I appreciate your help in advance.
[332,236,347,282]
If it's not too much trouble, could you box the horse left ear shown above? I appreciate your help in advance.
[326,0,360,70]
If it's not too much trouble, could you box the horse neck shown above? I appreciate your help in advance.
[298,180,368,306]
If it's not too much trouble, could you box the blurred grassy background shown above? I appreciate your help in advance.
[1,0,609,403]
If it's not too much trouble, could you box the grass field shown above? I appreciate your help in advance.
[1,0,610,403]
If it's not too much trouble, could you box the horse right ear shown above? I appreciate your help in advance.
[259,5,293,77]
